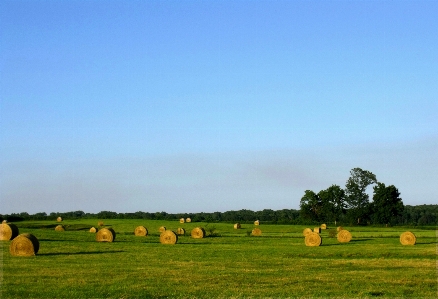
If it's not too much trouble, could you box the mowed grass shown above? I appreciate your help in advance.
[1,220,436,298]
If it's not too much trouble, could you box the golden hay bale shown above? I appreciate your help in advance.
[98,221,104,227]
[179,218,185,223]
[337,229,352,243]
[9,233,39,256]
[2,220,7,223]
[57,217,62,222]
[321,224,327,229]
[177,227,185,235]
[89,227,97,233]
[191,227,206,239]
[305,232,322,246]
[159,226,166,233]
[134,226,148,237]
[337,226,343,232]
[96,228,116,242]
[186,218,191,223]
[314,227,321,233]
[400,231,416,245]
[302,228,313,236]
[0,223,19,241]
[254,220,260,226]
[55,225,65,232]
[251,228,262,236]
[234,223,241,229]
[160,230,178,244]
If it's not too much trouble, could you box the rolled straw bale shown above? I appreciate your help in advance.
[57,217,62,222]
[305,232,322,247]
[337,229,352,243]
[134,226,148,237]
[302,228,312,236]
[160,230,178,244]
[159,226,166,233]
[191,227,206,239]
[400,231,416,245]
[337,226,343,232]
[314,227,321,233]
[177,227,185,235]
[251,228,262,236]
[254,220,260,226]
[96,228,116,242]
[179,218,185,223]
[234,223,241,229]
[0,223,19,241]
[89,227,97,233]
[186,218,191,223]
[321,224,327,229]
[9,233,39,256]
[98,221,104,227]
[55,225,65,232]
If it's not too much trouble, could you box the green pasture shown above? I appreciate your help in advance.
[1,219,436,298]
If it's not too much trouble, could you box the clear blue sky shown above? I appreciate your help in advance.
[1,0,437,214]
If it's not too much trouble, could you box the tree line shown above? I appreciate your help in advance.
[1,204,437,226]
[1,209,301,224]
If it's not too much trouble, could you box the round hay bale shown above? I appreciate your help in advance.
[89,227,97,233]
[9,233,39,256]
[191,227,206,239]
[321,224,327,229]
[134,226,148,236]
[177,227,185,235]
[336,226,343,232]
[98,221,104,227]
[57,217,62,222]
[337,229,352,243]
[2,220,7,223]
[254,220,260,226]
[96,228,116,242]
[160,230,178,244]
[314,227,321,233]
[400,231,416,245]
[0,223,19,241]
[186,218,191,223]
[251,228,262,236]
[55,225,65,232]
[159,226,166,233]
[305,232,322,246]
[302,228,313,236]
[234,223,241,229]
[179,218,185,223]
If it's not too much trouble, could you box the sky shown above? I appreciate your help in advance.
[1,0,437,215]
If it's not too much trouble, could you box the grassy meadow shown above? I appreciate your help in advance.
[1,219,436,298]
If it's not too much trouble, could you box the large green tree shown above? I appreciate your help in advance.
[299,190,322,222]
[371,183,404,225]
[345,167,377,224]
[318,184,346,225]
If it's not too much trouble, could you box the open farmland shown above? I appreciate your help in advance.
[1,220,436,298]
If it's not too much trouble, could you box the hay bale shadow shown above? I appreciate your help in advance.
[38,250,126,256]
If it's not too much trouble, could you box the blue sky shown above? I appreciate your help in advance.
[1,0,437,214]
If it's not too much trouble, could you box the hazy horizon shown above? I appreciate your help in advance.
[1,1,437,215]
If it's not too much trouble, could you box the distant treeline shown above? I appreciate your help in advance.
[1,204,437,226]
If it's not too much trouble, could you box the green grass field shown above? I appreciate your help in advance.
[1,220,436,298]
